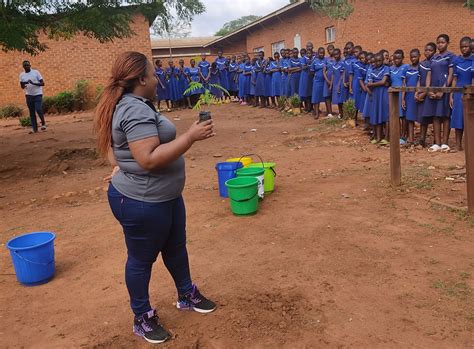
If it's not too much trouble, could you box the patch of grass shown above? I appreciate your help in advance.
[431,279,472,300]
[402,166,434,190]
[460,272,470,280]
[321,117,344,127]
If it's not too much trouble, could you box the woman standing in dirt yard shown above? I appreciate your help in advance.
[94,51,216,344]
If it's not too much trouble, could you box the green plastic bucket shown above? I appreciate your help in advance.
[225,177,259,215]
[236,167,265,199]
[247,162,276,193]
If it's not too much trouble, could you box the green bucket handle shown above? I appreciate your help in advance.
[229,191,258,203]
[239,153,276,177]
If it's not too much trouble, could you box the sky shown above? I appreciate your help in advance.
[190,0,289,37]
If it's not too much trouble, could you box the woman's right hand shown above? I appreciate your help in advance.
[186,119,215,142]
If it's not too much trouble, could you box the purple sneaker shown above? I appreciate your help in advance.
[133,309,170,344]
[176,284,216,314]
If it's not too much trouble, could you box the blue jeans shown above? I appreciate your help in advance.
[25,94,45,132]
[107,184,193,316]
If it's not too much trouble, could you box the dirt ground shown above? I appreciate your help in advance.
[0,104,473,349]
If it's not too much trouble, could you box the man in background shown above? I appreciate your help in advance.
[19,61,46,133]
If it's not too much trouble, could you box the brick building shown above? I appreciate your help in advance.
[151,36,220,65]
[205,0,473,58]
[0,14,151,106]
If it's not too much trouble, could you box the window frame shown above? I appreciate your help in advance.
[325,26,336,44]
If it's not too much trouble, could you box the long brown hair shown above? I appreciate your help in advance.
[94,51,149,157]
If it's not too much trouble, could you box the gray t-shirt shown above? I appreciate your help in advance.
[111,94,185,202]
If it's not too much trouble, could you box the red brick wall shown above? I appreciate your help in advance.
[222,0,473,58]
[0,15,151,107]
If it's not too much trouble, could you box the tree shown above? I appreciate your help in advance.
[0,0,205,55]
[215,15,261,36]
[307,0,353,20]
[152,16,192,39]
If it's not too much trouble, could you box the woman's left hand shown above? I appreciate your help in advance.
[104,166,120,183]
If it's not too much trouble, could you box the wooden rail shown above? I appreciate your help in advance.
[388,85,474,214]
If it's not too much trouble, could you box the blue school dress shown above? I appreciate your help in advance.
[228,61,239,92]
[404,65,420,122]
[390,64,409,117]
[166,67,180,101]
[352,62,367,112]
[331,61,345,104]
[186,66,202,95]
[238,63,247,98]
[208,68,222,98]
[249,65,256,96]
[254,59,266,97]
[430,51,455,117]
[215,57,229,91]
[451,55,473,130]
[298,56,311,98]
[270,60,282,97]
[289,58,302,96]
[198,60,211,84]
[367,65,390,125]
[310,58,325,104]
[306,55,314,99]
[323,57,334,98]
[155,67,169,101]
[264,62,273,97]
[177,66,188,98]
[280,58,290,97]
[419,59,434,121]
[362,65,373,118]
[343,55,356,101]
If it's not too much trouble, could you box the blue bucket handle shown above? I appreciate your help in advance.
[12,250,54,266]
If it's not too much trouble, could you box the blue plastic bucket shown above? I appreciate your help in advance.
[6,232,56,286]
[215,162,243,198]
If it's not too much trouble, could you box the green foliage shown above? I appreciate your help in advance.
[54,91,75,113]
[215,15,262,36]
[277,96,287,109]
[465,1,474,10]
[0,0,205,55]
[288,94,301,108]
[42,96,57,114]
[184,81,229,111]
[73,79,89,110]
[19,116,31,127]
[0,104,23,118]
[307,0,354,20]
[342,98,356,120]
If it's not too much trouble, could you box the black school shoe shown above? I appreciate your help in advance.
[133,309,170,344]
[176,284,217,313]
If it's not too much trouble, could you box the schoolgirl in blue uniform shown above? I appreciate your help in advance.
[215,50,229,100]
[427,34,455,152]
[288,48,302,97]
[342,42,355,102]
[330,48,345,118]
[323,48,335,117]
[450,36,473,151]
[228,56,239,99]
[349,45,363,103]
[198,53,211,86]
[237,56,248,104]
[270,52,282,107]
[178,59,191,108]
[361,53,375,130]
[154,59,171,112]
[280,49,290,98]
[255,51,266,107]
[417,42,436,147]
[264,58,273,107]
[402,49,421,144]
[310,47,326,119]
[389,49,409,142]
[352,51,368,126]
[367,53,390,144]
[208,62,222,99]
[186,58,203,106]
[249,58,257,106]
[166,60,180,108]
[298,48,311,112]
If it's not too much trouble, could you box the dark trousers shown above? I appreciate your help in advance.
[25,94,45,132]
[107,184,193,316]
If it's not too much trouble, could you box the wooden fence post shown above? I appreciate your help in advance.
[389,90,401,186]
[463,85,474,214]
